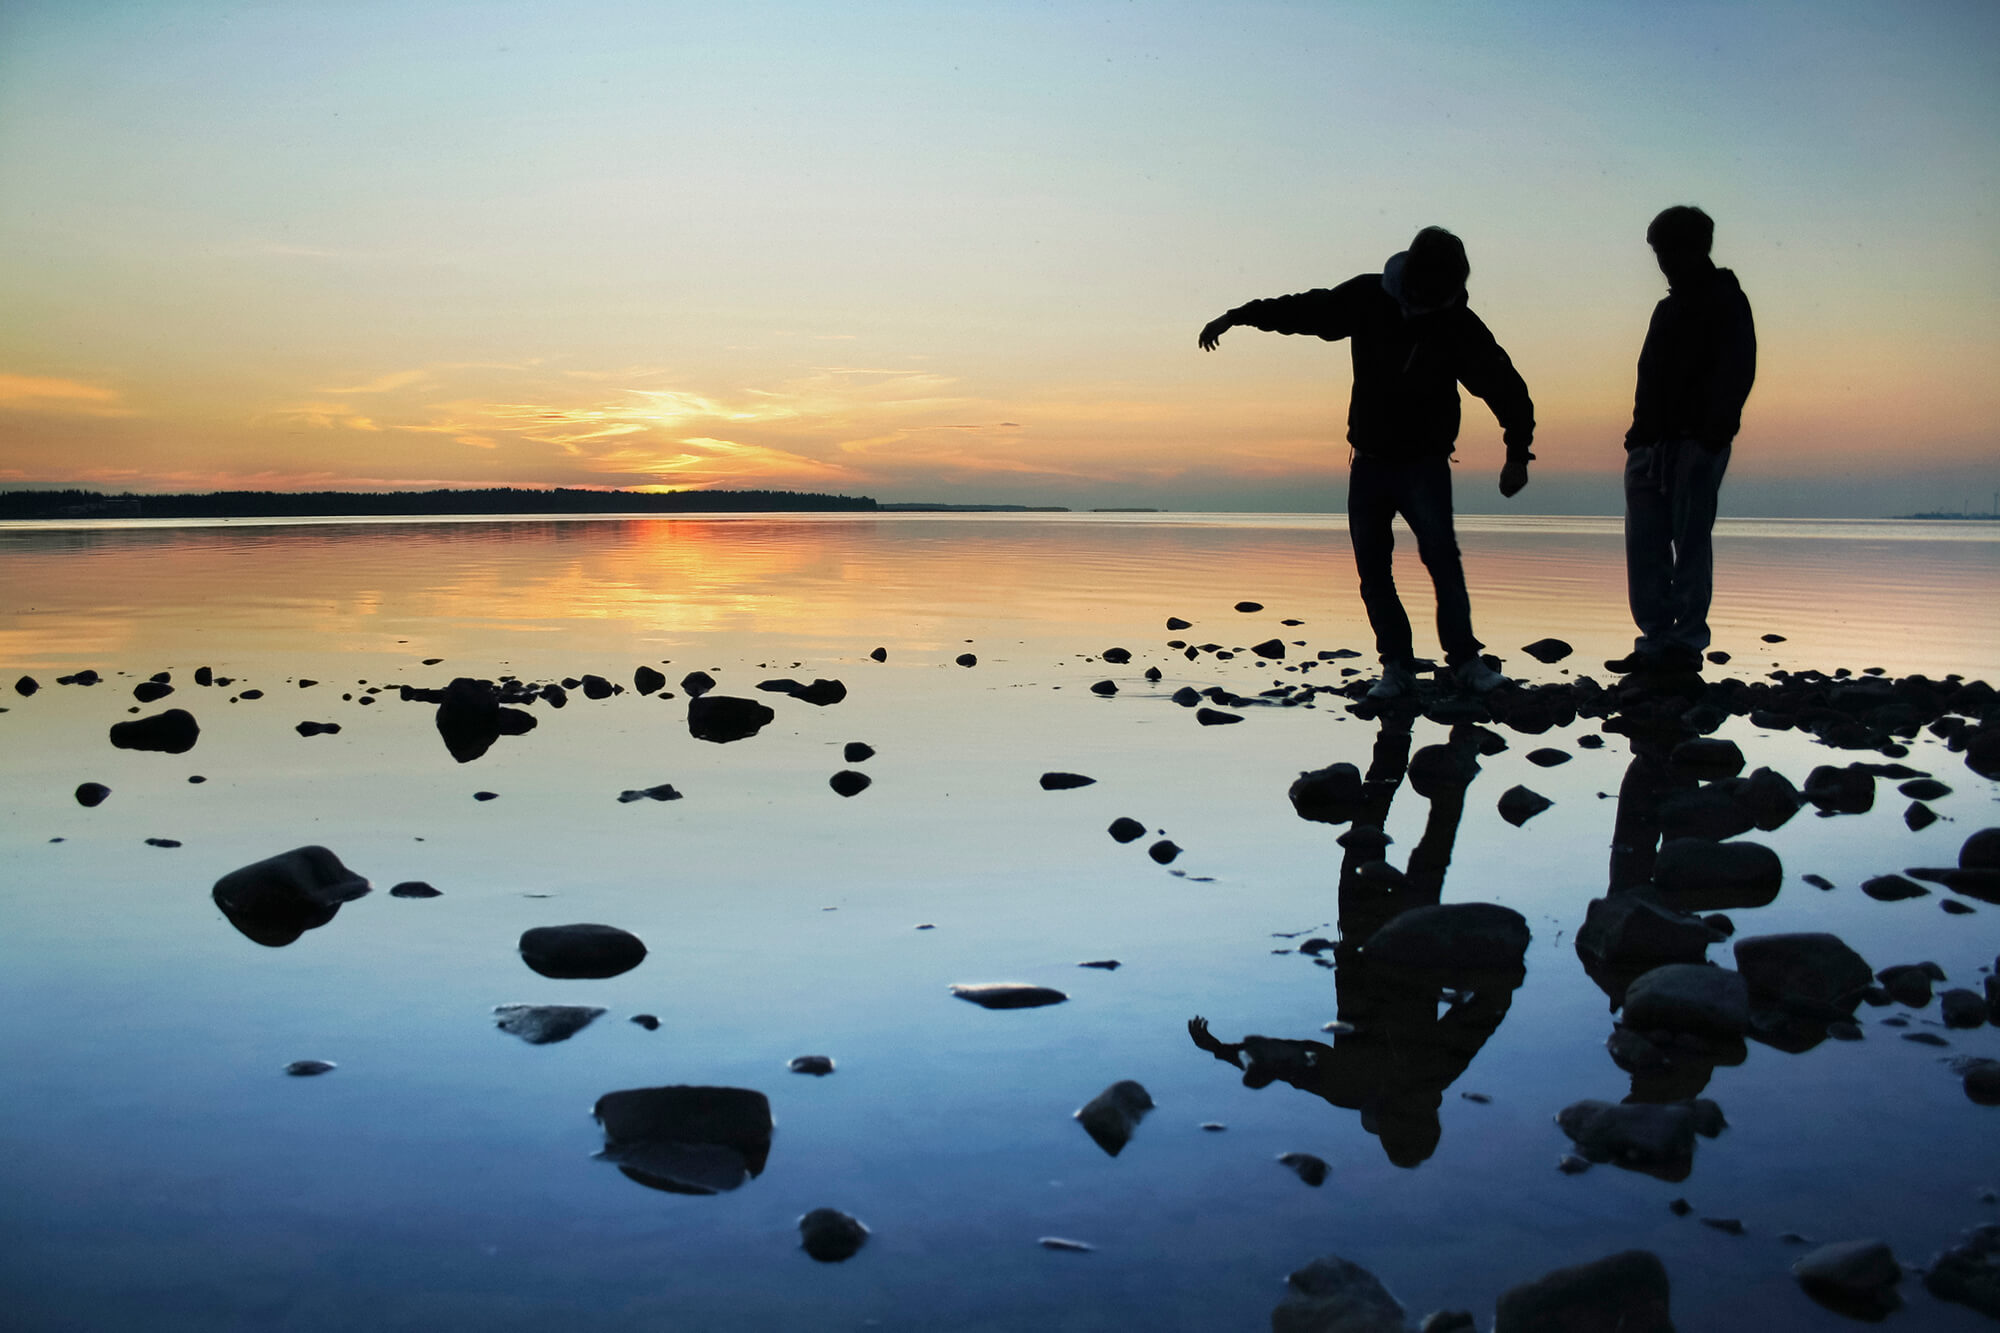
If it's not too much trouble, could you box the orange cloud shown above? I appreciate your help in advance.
[0,372,134,416]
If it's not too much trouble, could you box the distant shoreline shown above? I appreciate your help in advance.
[0,487,1093,520]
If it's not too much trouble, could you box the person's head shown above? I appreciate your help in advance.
[1647,205,1715,285]
[1401,226,1469,312]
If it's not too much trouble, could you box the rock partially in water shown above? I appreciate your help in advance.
[1940,988,1986,1028]
[843,741,875,763]
[955,653,977,667]
[1278,1152,1329,1187]
[1234,601,1263,613]
[618,784,682,803]
[950,983,1068,1010]
[1906,801,1939,831]
[1497,785,1553,826]
[1659,786,1754,842]
[1149,839,1182,864]
[1900,776,1951,801]
[1040,772,1096,790]
[1166,617,1192,630]
[1251,638,1286,659]
[295,720,341,737]
[1654,837,1782,910]
[1926,1224,2000,1318]
[788,1055,835,1076]
[687,694,775,743]
[519,923,647,979]
[633,665,666,695]
[1960,1059,2000,1105]
[580,674,616,700]
[1494,1250,1674,1333]
[1271,1254,1406,1333]
[1623,963,1751,1037]
[868,647,886,662]
[1576,895,1724,972]
[1289,763,1364,823]
[1963,828,2000,870]
[631,1014,661,1031]
[494,1004,605,1045]
[1863,873,1929,901]
[1078,959,1120,970]
[1107,817,1146,843]
[109,708,200,754]
[1739,766,1805,830]
[1671,737,1744,778]
[680,670,716,698]
[1804,763,1875,814]
[592,1085,773,1195]
[1074,1079,1154,1156]
[14,674,38,696]
[285,1060,336,1076]
[432,677,536,763]
[798,1207,869,1262]
[389,881,440,898]
[1362,902,1530,976]
[1555,1099,1722,1181]
[1734,932,1873,1019]
[829,771,871,797]
[1195,707,1243,726]
[132,679,174,704]
[213,845,371,947]
[1521,637,1572,663]
[1525,747,1570,768]
[1875,962,1942,1007]
[74,782,111,808]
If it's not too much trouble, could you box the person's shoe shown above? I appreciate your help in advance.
[1603,650,1661,675]
[1452,656,1508,695]
[1365,662,1419,702]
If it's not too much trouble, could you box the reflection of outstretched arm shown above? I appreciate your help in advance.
[1188,1015,1245,1069]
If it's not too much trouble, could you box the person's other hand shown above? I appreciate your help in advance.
[1499,459,1530,498]
[1198,316,1234,351]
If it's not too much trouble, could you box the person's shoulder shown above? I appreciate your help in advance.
[1331,272,1385,299]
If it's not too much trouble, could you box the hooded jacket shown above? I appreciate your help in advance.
[1223,255,1535,462]
[1625,266,1755,451]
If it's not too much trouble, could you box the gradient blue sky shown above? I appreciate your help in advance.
[2,1,1995,513]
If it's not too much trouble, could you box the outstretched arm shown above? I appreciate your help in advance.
[1198,314,1236,351]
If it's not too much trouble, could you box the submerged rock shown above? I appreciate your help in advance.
[1494,1251,1674,1333]
[1654,837,1782,910]
[798,1208,869,1262]
[1278,1152,1329,1187]
[1735,933,1873,1018]
[494,1004,605,1045]
[519,923,647,979]
[109,708,200,754]
[213,845,371,947]
[788,1055,835,1076]
[1271,1254,1406,1333]
[1074,1079,1154,1156]
[592,1085,773,1195]
[1927,1225,2000,1318]
[687,694,774,744]
[1362,902,1530,975]
[1622,963,1751,1037]
[950,983,1068,1009]
[1555,1099,1723,1181]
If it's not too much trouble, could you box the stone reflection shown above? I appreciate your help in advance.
[426,676,538,763]
[212,845,371,947]
[592,1085,773,1195]
[1190,716,1523,1167]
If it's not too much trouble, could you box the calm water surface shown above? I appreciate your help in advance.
[2,513,1997,1330]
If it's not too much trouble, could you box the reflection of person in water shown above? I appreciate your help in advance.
[1190,717,1518,1166]
[1607,730,1686,892]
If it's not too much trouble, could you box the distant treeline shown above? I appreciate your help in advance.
[0,487,880,519]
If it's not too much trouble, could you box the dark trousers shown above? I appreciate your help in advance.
[1623,439,1730,657]
[1347,452,1481,666]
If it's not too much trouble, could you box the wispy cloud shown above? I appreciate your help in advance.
[316,370,431,395]
[0,373,135,417]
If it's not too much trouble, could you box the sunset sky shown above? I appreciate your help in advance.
[2,1,1995,515]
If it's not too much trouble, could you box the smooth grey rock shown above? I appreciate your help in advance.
[1271,1254,1407,1333]
[593,1085,772,1195]
[1654,837,1782,910]
[1363,902,1530,975]
[494,1004,604,1045]
[1074,1079,1153,1156]
[1623,964,1750,1037]
[1576,895,1724,969]
[1735,933,1873,1017]
[798,1207,868,1262]
[950,983,1067,1009]
[1556,1100,1721,1182]
[1494,1250,1673,1333]
[519,923,647,979]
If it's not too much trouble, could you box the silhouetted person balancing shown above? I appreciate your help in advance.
[1607,205,1755,677]
[1200,226,1535,701]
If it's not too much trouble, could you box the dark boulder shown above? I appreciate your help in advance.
[1289,763,1364,823]
[1526,748,1570,768]
[389,881,440,898]
[1734,933,1873,1018]
[1165,617,1192,630]
[1497,786,1552,826]
[1900,777,1951,800]
[617,784,682,803]
[519,923,647,979]
[1861,873,1929,902]
[592,1085,772,1195]
[1671,737,1744,778]
[789,1055,835,1075]
[13,675,38,696]
[295,720,341,737]
[1521,637,1572,663]
[1494,1250,1673,1333]
[680,670,716,697]
[1100,647,1131,663]
[955,653,977,667]
[1792,1241,1902,1319]
[434,677,535,763]
[1576,895,1724,971]
[1107,817,1145,843]
[1925,1224,2000,1319]
[1622,964,1750,1037]
[1251,638,1286,659]
[1362,902,1530,976]
[1940,988,1986,1028]
[950,983,1067,1009]
[494,1004,605,1045]
[688,694,774,743]
[1195,707,1243,726]
[74,782,111,808]
[1149,839,1182,864]
[1877,962,1944,1007]
[109,708,200,754]
[1074,1079,1153,1156]
[1555,1100,1722,1181]
[1234,601,1263,613]
[1271,1255,1406,1333]
[1089,679,1117,696]
[212,845,371,947]
[1659,786,1755,842]
[634,665,666,695]
[843,741,874,762]
[1804,763,1874,814]
[829,771,871,797]
[798,1208,869,1263]
[132,679,174,703]
[580,674,616,700]
[1170,686,1201,707]
[1964,828,2000,870]
[1278,1152,1329,1187]
[1738,766,1804,830]
[1654,837,1782,910]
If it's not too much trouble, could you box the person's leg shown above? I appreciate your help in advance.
[1623,444,1675,656]
[1400,455,1481,665]
[1348,454,1414,665]
[1664,440,1730,655]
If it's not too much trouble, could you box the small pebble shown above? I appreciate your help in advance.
[1460,1092,1491,1104]
[789,1055,835,1076]
[1902,1031,1950,1046]
[1558,1155,1591,1175]
[285,1060,336,1076]
[1700,1217,1745,1235]
[144,837,181,848]
[1199,1122,1226,1132]
[473,791,498,802]
[1077,960,1120,970]
[630,1014,660,1030]
[1669,1198,1692,1216]
[1038,1237,1094,1253]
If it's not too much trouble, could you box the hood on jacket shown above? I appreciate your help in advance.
[1381,250,1466,318]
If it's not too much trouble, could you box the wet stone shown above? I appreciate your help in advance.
[1289,763,1363,823]
[1272,1254,1405,1333]
[295,720,341,736]
[1498,785,1553,826]
[1075,1079,1153,1156]
[680,670,716,697]
[1077,959,1120,970]
[1924,1224,2000,1318]
[1655,838,1782,910]
[955,653,977,667]
[630,1014,660,1030]
[868,647,886,662]
[13,675,38,696]
[133,680,174,703]
[633,665,666,695]
[618,784,682,803]
[950,983,1067,1010]
[829,771,871,797]
[1494,1250,1673,1333]
[1107,817,1146,843]
[1278,1152,1329,1187]
[74,782,110,808]
[389,881,440,898]
[1251,638,1286,659]
[1735,932,1874,1018]
[1941,989,1986,1029]
[494,1004,605,1045]
[145,838,182,848]
[519,923,647,979]
[1039,772,1095,790]
[1521,637,1572,663]
[1234,601,1263,613]
[285,1060,336,1077]
[789,1055,835,1076]
[798,1208,869,1263]
[1863,874,1929,902]
[593,1085,773,1195]
[687,694,774,743]
[843,741,874,763]
[1556,1099,1722,1181]
[1195,707,1243,726]
[1906,801,1939,831]
[1901,777,1952,800]
[213,845,371,947]
[1525,748,1570,767]
[1149,840,1182,865]
[109,708,200,754]
[1039,1237,1094,1253]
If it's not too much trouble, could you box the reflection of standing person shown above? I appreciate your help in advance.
[1199,227,1535,701]
[1608,206,1756,675]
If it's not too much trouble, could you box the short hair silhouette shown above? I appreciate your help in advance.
[1404,226,1470,306]
[1647,205,1714,256]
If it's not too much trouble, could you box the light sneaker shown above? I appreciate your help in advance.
[1452,656,1508,695]
[1365,662,1419,702]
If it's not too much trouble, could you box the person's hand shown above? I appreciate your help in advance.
[1198,315,1234,351]
[1499,458,1530,498]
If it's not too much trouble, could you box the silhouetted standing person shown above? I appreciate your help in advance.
[1608,206,1756,676]
[1199,227,1535,701]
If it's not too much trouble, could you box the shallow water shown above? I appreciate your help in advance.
[1,513,1997,1330]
